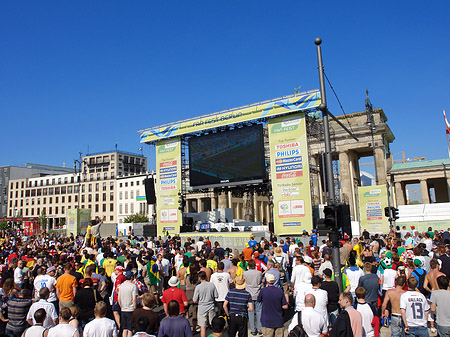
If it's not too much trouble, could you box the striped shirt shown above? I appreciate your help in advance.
[225,288,252,315]
[6,297,33,332]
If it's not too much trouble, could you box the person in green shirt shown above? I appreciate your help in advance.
[426,227,435,240]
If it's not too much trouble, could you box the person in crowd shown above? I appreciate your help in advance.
[288,294,327,337]
[430,275,450,337]
[332,292,362,337]
[47,307,79,337]
[6,289,33,337]
[118,270,138,337]
[400,277,430,337]
[193,271,218,337]
[257,273,288,337]
[357,262,379,308]
[354,287,376,337]
[305,275,328,327]
[243,259,262,336]
[23,309,49,337]
[381,276,406,337]
[223,275,253,337]
[210,262,232,317]
[26,287,59,329]
[161,276,188,316]
[56,264,78,312]
[131,293,159,336]
[83,301,118,337]
[208,316,226,337]
[74,278,102,329]
[320,268,340,326]
[343,256,364,301]
[158,300,192,337]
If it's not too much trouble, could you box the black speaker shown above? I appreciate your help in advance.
[144,178,156,204]
[268,221,274,233]
[143,225,157,237]
[337,203,352,238]
[318,153,328,193]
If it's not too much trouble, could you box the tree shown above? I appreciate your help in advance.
[123,213,149,223]
[38,209,48,231]
[0,221,7,231]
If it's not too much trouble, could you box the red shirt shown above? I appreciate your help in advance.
[113,274,126,302]
[161,287,188,313]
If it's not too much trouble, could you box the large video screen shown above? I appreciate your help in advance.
[189,125,266,188]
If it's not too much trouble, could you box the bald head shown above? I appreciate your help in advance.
[304,294,315,307]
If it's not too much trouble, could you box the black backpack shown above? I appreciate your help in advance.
[411,269,430,297]
[287,313,307,337]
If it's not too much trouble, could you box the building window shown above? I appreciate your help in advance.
[64,177,68,184]
[62,196,65,203]
[55,197,59,203]
[110,192,114,201]
[130,203,134,213]
[130,191,134,199]
[61,186,66,194]
[103,182,106,191]
[43,188,47,196]
[88,184,92,192]
[119,192,122,200]
[136,180,140,186]
[95,194,99,202]
[68,186,73,194]
[125,191,128,199]
[71,177,74,183]
[95,205,99,212]
[95,183,99,192]
[82,185,85,193]
[131,182,134,187]
[110,182,114,190]
[68,196,71,203]
[125,182,128,188]
[102,204,106,212]
[119,204,123,214]
[125,204,128,213]
[62,206,65,214]
[110,215,113,221]
[103,193,106,201]
[48,188,53,195]
[110,203,114,212]
[104,173,107,180]
[88,195,92,202]
[58,178,61,184]
[82,195,85,203]
[55,187,60,195]
[49,197,52,203]
[37,198,40,205]
[55,207,58,214]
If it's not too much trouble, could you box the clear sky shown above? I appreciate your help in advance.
[1,1,450,172]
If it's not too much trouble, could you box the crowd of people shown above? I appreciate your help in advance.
[0,223,450,337]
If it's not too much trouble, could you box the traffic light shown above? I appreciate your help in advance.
[384,207,391,218]
[392,207,399,221]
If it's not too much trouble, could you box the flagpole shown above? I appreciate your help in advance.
[444,109,450,159]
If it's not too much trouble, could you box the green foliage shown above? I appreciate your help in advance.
[0,221,8,230]
[409,200,420,205]
[123,213,149,223]
[38,209,48,229]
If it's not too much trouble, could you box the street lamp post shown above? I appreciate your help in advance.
[365,90,379,185]
[74,152,85,209]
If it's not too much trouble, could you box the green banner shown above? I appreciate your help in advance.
[156,137,182,235]
[140,91,320,143]
[268,113,312,235]
[358,185,390,233]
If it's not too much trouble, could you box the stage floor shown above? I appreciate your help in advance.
[179,231,271,251]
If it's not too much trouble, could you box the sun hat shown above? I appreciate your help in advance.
[303,256,313,264]
[274,247,282,256]
[235,275,246,289]
[168,276,180,287]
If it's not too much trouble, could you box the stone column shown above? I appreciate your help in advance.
[236,202,240,219]
[228,191,232,210]
[310,155,321,205]
[339,151,353,207]
[197,198,203,212]
[260,201,265,223]
[447,178,450,202]
[395,181,406,206]
[253,197,259,221]
[420,179,430,204]
[218,192,228,209]
[211,196,217,211]
[375,147,386,185]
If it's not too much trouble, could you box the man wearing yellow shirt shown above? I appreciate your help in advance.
[102,252,117,278]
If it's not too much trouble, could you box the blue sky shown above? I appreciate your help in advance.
[1,1,450,172]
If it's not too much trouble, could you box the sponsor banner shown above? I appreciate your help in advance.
[140,91,320,143]
[269,112,312,235]
[358,185,390,233]
[136,196,146,201]
[156,138,182,235]
[66,208,91,236]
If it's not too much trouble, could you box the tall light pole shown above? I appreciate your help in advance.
[315,38,342,291]
[74,152,85,209]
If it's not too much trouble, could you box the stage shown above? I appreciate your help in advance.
[179,231,271,251]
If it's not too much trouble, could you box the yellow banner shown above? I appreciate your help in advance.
[268,113,312,235]
[358,185,390,233]
[140,91,320,143]
[156,137,182,235]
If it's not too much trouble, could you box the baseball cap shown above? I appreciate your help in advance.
[414,259,423,267]
[115,266,124,273]
[253,252,259,258]
[265,273,275,283]
[47,266,56,273]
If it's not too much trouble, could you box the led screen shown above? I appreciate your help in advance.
[189,125,266,188]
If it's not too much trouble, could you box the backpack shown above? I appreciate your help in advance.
[287,313,307,337]
[411,269,430,297]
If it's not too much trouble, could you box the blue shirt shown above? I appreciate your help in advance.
[225,288,252,315]
[248,240,258,249]
[258,285,287,328]
[311,233,318,246]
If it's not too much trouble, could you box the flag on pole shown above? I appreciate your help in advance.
[138,147,143,151]
[444,110,450,134]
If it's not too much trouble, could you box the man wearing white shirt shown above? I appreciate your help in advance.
[27,287,59,329]
[288,294,327,337]
[34,266,58,311]
[288,241,298,256]
[400,277,430,336]
[306,276,329,327]
[196,237,204,252]
[84,301,118,337]
[290,256,312,293]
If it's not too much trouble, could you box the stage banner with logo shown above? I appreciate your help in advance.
[268,112,312,235]
[358,185,390,233]
[156,137,182,235]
